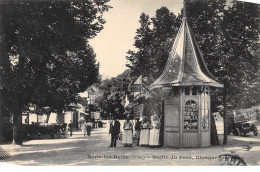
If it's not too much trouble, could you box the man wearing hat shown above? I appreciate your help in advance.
[109,118,121,147]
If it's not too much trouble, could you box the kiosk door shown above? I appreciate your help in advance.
[164,96,180,147]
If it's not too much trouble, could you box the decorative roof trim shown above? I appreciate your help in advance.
[150,81,223,89]
[186,21,212,83]
[190,26,224,86]
[150,21,185,87]
[179,21,187,83]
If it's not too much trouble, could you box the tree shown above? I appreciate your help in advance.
[126,13,153,78]
[186,0,259,144]
[222,0,260,108]
[0,0,110,144]
[186,0,259,108]
[126,8,181,83]
[221,0,259,144]
[97,70,132,119]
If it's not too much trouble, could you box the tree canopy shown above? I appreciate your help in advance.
[97,69,132,119]
[126,7,181,84]
[0,0,110,144]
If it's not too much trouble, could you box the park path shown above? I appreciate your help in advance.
[1,120,260,166]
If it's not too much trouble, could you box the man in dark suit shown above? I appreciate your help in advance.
[109,119,121,147]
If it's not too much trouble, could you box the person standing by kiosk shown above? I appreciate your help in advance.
[140,116,150,146]
[134,118,141,146]
[109,118,121,147]
[122,116,133,147]
[149,115,161,147]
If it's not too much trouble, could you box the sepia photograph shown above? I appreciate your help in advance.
[0,0,259,167]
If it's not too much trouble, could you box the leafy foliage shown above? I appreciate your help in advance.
[126,8,181,84]
[97,70,132,119]
[187,0,260,109]
[127,0,260,110]
[1,0,110,113]
[0,0,110,143]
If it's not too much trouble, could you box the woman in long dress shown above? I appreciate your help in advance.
[81,121,87,136]
[122,116,133,147]
[140,116,150,146]
[149,115,161,147]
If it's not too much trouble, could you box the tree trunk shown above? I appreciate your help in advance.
[12,110,23,145]
[223,85,228,145]
[0,106,4,143]
[0,4,7,144]
[0,75,3,143]
[211,113,220,145]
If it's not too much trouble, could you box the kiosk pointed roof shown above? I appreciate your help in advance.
[150,1,223,89]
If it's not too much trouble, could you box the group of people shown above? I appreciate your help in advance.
[81,119,93,136]
[109,115,161,148]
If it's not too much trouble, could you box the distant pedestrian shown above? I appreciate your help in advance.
[122,116,133,147]
[115,119,121,139]
[82,121,87,136]
[109,118,121,147]
[68,120,73,137]
[86,119,92,136]
[134,117,141,146]
[140,116,150,146]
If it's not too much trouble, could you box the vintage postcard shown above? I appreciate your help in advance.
[0,0,259,167]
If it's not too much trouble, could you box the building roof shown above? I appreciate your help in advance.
[133,75,143,85]
[150,12,223,89]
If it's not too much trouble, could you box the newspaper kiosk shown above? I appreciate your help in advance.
[150,4,223,148]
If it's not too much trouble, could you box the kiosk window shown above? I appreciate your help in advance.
[192,87,197,95]
[185,87,190,95]
[184,100,198,130]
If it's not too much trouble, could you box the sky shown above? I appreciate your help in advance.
[89,0,258,79]
[89,0,183,79]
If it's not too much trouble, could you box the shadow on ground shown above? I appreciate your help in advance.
[1,120,260,166]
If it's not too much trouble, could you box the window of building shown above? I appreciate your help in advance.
[192,86,197,95]
[185,87,190,95]
[184,100,198,130]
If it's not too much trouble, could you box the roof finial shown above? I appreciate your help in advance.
[183,0,187,20]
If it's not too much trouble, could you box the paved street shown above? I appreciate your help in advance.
[1,120,260,166]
